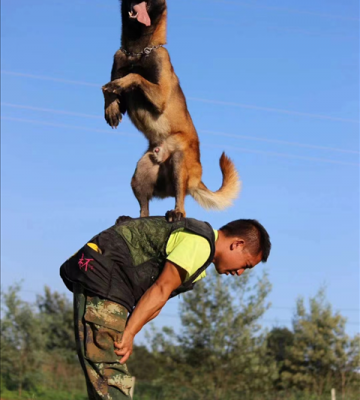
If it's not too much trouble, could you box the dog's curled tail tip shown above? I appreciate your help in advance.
[190,152,241,210]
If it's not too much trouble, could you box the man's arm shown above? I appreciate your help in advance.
[114,260,186,363]
[146,309,161,323]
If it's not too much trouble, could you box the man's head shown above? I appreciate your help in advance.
[213,219,271,276]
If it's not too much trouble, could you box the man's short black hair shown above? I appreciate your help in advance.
[219,219,271,262]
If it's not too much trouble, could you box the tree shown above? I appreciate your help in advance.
[334,332,360,397]
[281,288,359,396]
[36,286,75,359]
[1,283,44,395]
[149,269,278,400]
[127,345,160,381]
[36,286,87,392]
[266,327,294,389]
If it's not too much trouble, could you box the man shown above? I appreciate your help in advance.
[60,215,271,399]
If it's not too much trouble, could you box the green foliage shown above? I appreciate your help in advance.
[1,281,359,400]
[36,286,76,360]
[127,345,160,381]
[0,385,87,400]
[1,283,86,398]
[147,270,278,399]
[1,283,45,394]
[267,327,294,389]
[281,288,360,396]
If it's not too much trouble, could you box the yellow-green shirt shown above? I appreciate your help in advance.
[166,228,218,283]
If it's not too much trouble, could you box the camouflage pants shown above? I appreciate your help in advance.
[73,284,134,399]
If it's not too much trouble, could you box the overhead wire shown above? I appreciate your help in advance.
[0,117,139,138]
[204,144,359,167]
[179,16,358,39]
[91,0,359,23]
[2,102,358,155]
[187,97,359,124]
[89,1,358,39]
[8,289,360,326]
[8,289,360,325]
[2,70,358,124]
[198,0,360,22]
[1,102,104,120]
[1,116,358,167]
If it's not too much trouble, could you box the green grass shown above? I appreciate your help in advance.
[0,387,87,400]
[1,385,359,400]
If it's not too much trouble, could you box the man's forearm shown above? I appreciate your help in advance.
[147,309,161,323]
[125,282,168,337]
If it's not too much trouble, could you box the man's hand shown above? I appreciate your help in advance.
[114,329,135,364]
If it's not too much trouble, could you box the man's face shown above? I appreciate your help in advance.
[214,240,262,276]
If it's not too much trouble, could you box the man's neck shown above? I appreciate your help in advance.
[213,229,225,263]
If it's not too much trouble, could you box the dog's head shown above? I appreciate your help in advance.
[121,1,166,27]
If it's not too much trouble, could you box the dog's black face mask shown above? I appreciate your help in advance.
[123,1,166,26]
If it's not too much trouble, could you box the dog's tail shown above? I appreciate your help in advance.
[189,153,241,210]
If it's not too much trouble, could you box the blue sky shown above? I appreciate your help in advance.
[1,0,359,341]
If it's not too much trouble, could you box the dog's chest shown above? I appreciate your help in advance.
[127,95,170,142]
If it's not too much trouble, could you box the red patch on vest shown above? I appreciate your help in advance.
[78,254,94,271]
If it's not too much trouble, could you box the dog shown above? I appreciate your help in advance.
[102,0,240,221]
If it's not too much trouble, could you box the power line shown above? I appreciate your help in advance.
[1,102,104,120]
[201,129,359,155]
[157,314,359,326]
[7,290,359,325]
[204,143,359,167]
[12,290,360,311]
[180,16,357,40]
[2,102,357,155]
[199,0,360,22]
[90,1,357,40]
[187,97,359,124]
[1,71,100,87]
[85,0,359,23]
[2,70,358,124]
[0,117,140,138]
[1,116,358,167]
[269,306,360,313]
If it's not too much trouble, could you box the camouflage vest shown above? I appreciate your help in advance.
[60,217,216,312]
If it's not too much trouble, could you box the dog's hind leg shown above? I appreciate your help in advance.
[166,150,187,222]
[131,152,160,217]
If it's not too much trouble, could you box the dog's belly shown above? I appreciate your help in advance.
[127,97,170,143]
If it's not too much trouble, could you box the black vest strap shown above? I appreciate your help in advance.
[169,218,216,298]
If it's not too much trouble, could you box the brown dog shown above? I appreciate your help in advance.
[102,0,240,220]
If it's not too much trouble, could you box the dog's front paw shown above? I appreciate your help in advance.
[102,81,123,95]
[105,99,122,128]
[165,210,184,222]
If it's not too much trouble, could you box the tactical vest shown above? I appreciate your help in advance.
[60,217,216,312]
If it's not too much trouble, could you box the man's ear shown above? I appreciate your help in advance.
[230,239,245,250]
